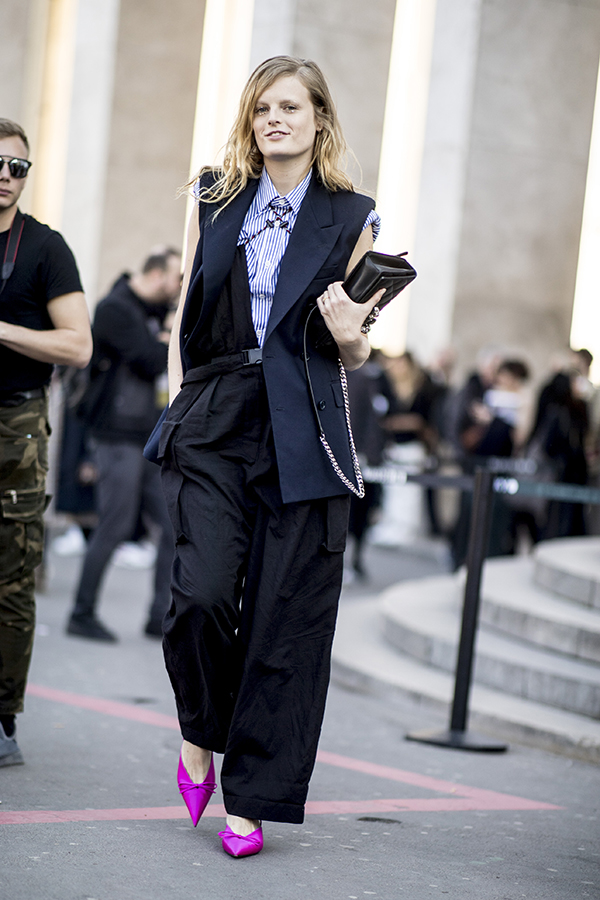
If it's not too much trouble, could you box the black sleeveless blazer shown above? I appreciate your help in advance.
[180,173,375,503]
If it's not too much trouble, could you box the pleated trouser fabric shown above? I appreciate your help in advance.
[161,365,349,823]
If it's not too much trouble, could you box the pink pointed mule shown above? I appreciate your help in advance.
[218,824,263,858]
[177,748,217,826]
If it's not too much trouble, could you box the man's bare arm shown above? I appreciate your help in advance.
[0,291,92,368]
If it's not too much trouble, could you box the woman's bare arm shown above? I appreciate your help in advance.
[168,209,200,404]
[317,225,382,371]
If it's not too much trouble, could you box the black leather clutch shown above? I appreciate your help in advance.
[341,250,417,309]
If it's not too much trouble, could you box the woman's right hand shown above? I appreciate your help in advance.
[316,282,385,371]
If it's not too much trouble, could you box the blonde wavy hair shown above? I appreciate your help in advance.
[191,56,354,209]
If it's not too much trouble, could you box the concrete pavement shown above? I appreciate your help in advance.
[0,537,598,900]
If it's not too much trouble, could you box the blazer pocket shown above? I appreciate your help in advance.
[330,379,344,408]
[324,495,350,553]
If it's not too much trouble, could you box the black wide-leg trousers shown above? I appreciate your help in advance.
[160,366,349,824]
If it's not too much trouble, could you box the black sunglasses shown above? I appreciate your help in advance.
[0,156,32,179]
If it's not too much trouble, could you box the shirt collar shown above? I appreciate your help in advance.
[255,167,312,215]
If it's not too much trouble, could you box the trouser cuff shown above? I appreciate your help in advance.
[180,724,227,755]
[223,793,305,824]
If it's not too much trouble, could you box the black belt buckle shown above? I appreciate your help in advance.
[241,349,262,366]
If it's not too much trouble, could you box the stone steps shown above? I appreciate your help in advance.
[332,597,600,764]
[331,537,600,764]
[381,570,600,718]
[481,557,600,664]
[534,537,600,609]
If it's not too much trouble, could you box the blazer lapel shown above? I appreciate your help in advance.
[265,178,343,341]
[191,178,259,332]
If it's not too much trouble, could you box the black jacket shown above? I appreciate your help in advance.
[178,174,375,503]
[84,274,168,445]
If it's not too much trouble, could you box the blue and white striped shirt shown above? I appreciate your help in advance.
[238,169,380,346]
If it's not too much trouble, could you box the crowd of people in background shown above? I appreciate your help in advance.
[341,341,599,579]
[52,325,600,588]
[53,247,181,642]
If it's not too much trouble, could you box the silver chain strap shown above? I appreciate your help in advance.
[318,359,365,499]
[360,304,380,335]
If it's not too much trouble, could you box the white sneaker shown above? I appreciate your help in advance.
[113,540,157,570]
[51,525,86,556]
[342,566,357,585]
[0,721,24,767]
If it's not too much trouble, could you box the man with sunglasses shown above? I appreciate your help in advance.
[0,118,92,766]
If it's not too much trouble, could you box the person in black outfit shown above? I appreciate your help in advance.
[54,365,98,542]
[0,119,92,765]
[450,359,529,569]
[422,348,457,536]
[155,57,384,857]
[345,352,394,577]
[447,345,503,457]
[66,248,180,642]
[382,352,439,446]
[531,370,589,539]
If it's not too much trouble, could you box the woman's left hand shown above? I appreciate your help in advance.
[316,282,384,370]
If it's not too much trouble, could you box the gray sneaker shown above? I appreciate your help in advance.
[0,721,24,767]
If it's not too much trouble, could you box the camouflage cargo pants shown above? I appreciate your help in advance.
[0,395,50,715]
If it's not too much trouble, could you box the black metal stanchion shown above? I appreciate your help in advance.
[406,467,508,752]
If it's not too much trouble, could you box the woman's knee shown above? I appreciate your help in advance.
[171,553,239,621]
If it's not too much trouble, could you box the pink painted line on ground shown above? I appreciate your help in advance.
[315,750,560,810]
[0,805,222,825]
[27,683,179,730]
[0,793,559,826]
[306,796,559,813]
[20,683,562,819]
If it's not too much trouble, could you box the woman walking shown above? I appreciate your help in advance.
[158,56,382,857]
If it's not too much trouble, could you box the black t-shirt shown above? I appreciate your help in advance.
[0,212,83,394]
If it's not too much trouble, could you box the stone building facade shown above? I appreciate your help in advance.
[2,0,599,383]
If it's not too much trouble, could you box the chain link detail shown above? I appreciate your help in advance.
[360,304,380,335]
[318,359,365,499]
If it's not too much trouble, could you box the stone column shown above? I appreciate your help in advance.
[371,0,438,355]
[96,0,205,297]
[189,0,255,174]
[60,0,121,300]
[406,0,483,366]
[451,0,600,381]
[249,0,296,70]
[0,1,38,124]
[0,0,78,227]
[0,0,46,215]
[571,56,600,383]
[293,0,396,194]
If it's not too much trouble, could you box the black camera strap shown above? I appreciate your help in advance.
[0,208,25,297]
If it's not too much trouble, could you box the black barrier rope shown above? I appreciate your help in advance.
[362,464,600,506]
[361,461,600,753]
[492,476,600,505]
[362,466,475,492]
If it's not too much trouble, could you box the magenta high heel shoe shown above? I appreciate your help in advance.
[218,824,263,858]
[177,749,217,826]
